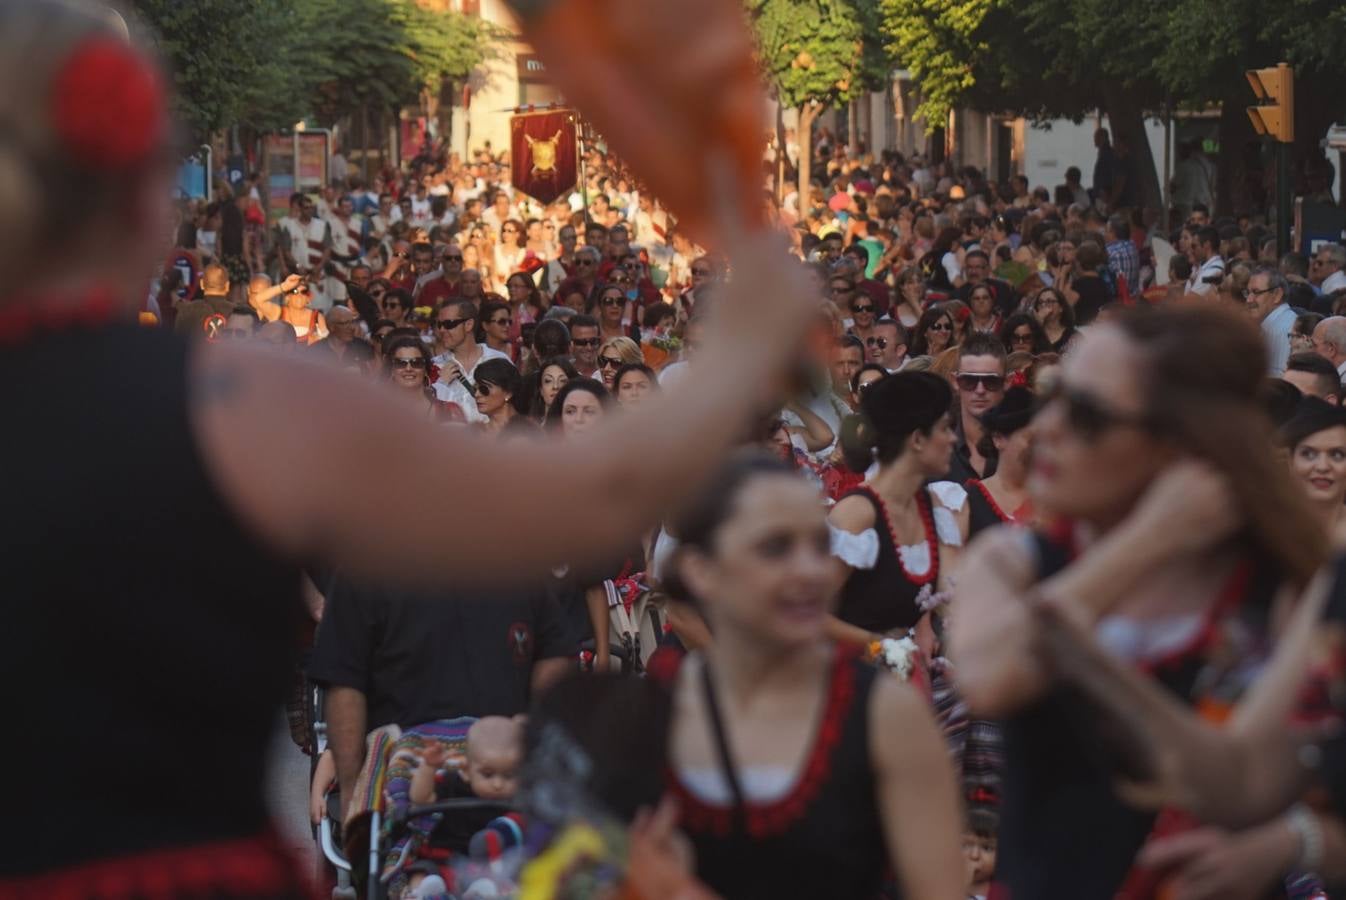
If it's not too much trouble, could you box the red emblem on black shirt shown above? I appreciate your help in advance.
[507,621,533,665]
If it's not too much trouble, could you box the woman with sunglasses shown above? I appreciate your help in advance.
[964,386,1035,538]
[493,218,527,293]
[850,362,888,408]
[383,335,438,413]
[1032,286,1076,354]
[828,372,968,650]
[910,307,956,358]
[477,299,517,362]
[473,357,533,436]
[951,305,1325,899]
[380,287,412,328]
[847,292,879,346]
[592,283,636,342]
[596,336,644,391]
[274,279,329,346]
[999,313,1050,357]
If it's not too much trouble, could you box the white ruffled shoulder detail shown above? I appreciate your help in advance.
[927,480,968,512]
[931,507,964,547]
[829,524,880,569]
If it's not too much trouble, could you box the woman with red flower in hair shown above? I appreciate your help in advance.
[0,1,819,895]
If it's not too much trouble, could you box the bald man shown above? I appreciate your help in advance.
[1313,316,1346,385]
[246,272,304,324]
[174,264,237,340]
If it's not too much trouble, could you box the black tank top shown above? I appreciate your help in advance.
[965,479,1009,539]
[665,647,888,900]
[996,530,1279,900]
[835,485,939,634]
[0,323,303,874]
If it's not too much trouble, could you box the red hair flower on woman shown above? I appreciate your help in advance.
[50,38,166,170]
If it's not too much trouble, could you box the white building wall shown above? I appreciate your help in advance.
[1020,115,1170,196]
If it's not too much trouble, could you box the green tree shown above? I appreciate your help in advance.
[748,0,888,201]
[883,0,1346,212]
[131,0,490,144]
[130,0,311,140]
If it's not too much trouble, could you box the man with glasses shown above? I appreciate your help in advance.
[415,243,465,308]
[953,250,1015,318]
[1314,243,1346,295]
[867,319,908,373]
[572,247,602,308]
[569,314,603,379]
[430,300,509,419]
[679,255,721,316]
[309,305,365,364]
[1244,266,1295,376]
[948,334,1008,482]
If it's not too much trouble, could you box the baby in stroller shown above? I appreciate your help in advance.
[404,717,525,899]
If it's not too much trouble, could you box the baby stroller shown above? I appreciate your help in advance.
[310,691,517,900]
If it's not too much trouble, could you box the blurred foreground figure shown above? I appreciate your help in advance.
[0,1,809,894]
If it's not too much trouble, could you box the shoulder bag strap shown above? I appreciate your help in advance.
[699,662,749,833]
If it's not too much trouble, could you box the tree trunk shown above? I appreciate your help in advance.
[1101,84,1162,213]
[848,99,859,157]
[775,102,787,204]
[798,102,821,208]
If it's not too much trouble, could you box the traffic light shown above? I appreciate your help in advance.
[1247,63,1294,143]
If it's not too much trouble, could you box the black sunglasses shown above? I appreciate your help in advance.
[392,357,427,369]
[1045,384,1155,442]
[573,337,601,347]
[491,317,513,327]
[474,382,496,396]
[445,255,464,262]
[601,297,625,307]
[853,305,876,315]
[927,322,952,332]
[865,336,888,349]
[1011,331,1034,343]
[599,355,624,369]
[437,317,470,329]
[955,373,1006,393]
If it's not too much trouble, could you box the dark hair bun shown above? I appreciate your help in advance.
[856,371,954,465]
[981,386,1035,437]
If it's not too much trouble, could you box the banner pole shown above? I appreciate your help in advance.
[576,114,589,224]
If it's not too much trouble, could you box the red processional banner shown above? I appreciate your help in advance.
[510,109,578,205]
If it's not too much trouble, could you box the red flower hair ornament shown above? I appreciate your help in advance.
[49,37,166,171]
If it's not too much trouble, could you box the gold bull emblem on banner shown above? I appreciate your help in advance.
[524,129,563,178]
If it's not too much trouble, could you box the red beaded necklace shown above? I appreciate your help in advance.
[856,484,939,586]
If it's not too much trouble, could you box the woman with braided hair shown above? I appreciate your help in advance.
[0,1,816,892]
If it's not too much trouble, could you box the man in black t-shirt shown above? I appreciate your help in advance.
[309,580,574,803]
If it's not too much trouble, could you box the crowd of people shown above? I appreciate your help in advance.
[8,1,1346,899]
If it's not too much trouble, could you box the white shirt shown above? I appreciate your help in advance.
[1323,269,1346,295]
[1187,255,1225,296]
[432,345,511,380]
[1260,302,1296,376]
